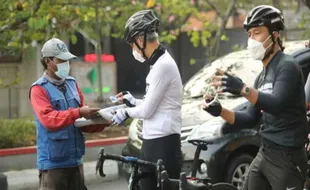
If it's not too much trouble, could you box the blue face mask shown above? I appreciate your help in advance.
[52,60,70,78]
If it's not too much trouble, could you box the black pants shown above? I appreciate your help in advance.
[38,164,87,190]
[242,145,307,190]
[139,134,183,190]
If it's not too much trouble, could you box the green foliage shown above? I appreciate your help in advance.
[0,0,304,63]
[0,119,36,149]
[190,58,196,65]
[0,0,215,53]
[231,44,244,52]
[0,117,133,149]
[298,11,310,39]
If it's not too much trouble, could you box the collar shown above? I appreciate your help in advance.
[264,50,283,69]
[146,44,166,66]
[43,72,65,86]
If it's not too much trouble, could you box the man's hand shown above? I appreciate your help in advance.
[111,109,130,126]
[211,69,245,95]
[116,91,136,107]
[201,94,222,117]
[79,106,100,118]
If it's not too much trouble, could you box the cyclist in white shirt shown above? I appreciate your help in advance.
[111,9,183,190]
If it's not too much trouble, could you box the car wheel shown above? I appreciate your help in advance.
[225,154,253,190]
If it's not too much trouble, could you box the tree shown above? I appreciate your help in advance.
[303,0,310,8]
[0,0,205,49]
[0,0,209,100]
[299,0,310,39]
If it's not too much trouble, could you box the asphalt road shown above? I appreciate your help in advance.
[87,177,128,190]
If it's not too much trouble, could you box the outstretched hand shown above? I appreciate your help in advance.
[210,69,245,95]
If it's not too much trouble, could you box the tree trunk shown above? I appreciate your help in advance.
[95,0,104,103]
[303,0,310,9]
[210,0,236,58]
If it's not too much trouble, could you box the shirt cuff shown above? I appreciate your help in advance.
[72,108,81,120]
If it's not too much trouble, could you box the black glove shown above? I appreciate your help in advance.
[221,72,245,95]
[202,95,222,117]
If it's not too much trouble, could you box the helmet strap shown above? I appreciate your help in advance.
[262,29,276,61]
[134,31,148,60]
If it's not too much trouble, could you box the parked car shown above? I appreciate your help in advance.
[121,40,310,189]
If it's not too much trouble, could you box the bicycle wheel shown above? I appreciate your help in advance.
[211,182,238,190]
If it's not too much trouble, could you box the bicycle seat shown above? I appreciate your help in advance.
[188,136,221,146]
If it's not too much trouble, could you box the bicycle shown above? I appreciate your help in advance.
[174,137,237,190]
[161,171,237,190]
[95,147,164,190]
[96,147,236,190]
[96,136,237,190]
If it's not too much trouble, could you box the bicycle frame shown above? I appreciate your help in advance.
[128,163,139,190]
[188,138,220,186]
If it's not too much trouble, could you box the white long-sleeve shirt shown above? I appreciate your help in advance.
[126,50,183,139]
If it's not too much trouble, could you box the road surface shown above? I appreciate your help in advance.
[87,177,128,190]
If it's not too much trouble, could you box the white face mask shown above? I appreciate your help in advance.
[247,35,273,61]
[132,49,145,63]
[54,61,70,78]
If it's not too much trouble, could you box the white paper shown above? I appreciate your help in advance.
[74,104,127,127]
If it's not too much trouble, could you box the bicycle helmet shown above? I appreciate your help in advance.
[124,10,159,44]
[244,5,284,32]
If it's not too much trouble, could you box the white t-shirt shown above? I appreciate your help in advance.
[126,50,183,139]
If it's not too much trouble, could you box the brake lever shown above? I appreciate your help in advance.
[179,173,188,190]
[95,148,106,177]
[156,159,164,188]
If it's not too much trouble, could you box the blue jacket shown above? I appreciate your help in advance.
[31,76,85,170]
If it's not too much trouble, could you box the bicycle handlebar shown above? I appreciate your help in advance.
[96,148,165,188]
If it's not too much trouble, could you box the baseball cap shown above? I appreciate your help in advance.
[41,38,77,60]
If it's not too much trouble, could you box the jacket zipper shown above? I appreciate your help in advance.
[62,86,78,165]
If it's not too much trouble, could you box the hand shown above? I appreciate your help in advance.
[79,106,100,118]
[111,109,130,126]
[211,69,245,95]
[201,94,222,117]
[116,91,136,107]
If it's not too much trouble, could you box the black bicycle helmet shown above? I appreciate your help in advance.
[244,5,284,32]
[124,10,159,44]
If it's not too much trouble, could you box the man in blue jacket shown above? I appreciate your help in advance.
[30,38,108,190]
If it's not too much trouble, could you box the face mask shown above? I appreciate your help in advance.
[247,35,273,61]
[51,60,70,78]
[132,49,145,63]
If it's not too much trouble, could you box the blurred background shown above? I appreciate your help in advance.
[0,2,309,190]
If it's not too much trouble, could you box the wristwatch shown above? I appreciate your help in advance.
[242,86,251,96]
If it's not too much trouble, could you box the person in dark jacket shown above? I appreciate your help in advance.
[304,40,310,190]
[202,5,308,190]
